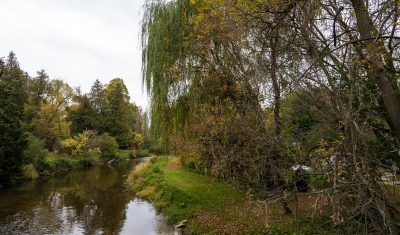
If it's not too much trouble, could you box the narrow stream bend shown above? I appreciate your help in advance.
[0,159,174,235]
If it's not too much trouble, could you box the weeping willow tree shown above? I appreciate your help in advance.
[141,0,281,188]
[141,0,194,151]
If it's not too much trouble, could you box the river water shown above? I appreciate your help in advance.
[0,159,175,235]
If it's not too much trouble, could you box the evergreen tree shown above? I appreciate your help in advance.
[67,94,96,134]
[89,79,106,131]
[25,70,50,124]
[30,70,49,106]
[89,79,105,114]
[0,52,28,185]
[104,78,132,148]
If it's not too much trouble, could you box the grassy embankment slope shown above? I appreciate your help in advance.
[129,156,337,234]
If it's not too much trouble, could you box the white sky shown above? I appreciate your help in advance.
[0,0,148,109]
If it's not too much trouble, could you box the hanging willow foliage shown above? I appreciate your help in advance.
[141,0,400,233]
[141,0,194,150]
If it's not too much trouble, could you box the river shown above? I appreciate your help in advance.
[0,159,175,235]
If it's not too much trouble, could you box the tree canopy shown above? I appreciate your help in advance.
[141,0,400,233]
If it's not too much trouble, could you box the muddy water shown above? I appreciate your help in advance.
[0,159,175,235]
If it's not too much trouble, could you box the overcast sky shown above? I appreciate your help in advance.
[0,0,148,108]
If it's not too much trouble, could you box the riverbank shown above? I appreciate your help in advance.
[129,156,315,234]
[129,156,400,234]
[20,149,150,182]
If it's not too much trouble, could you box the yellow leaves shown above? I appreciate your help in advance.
[132,133,144,149]
[196,34,204,41]
[319,139,328,148]
[61,138,78,148]
[193,12,205,26]
[68,104,79,111]
[61,132,90,157]
[315,134,345,158]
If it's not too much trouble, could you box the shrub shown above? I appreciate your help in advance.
[40,154,93,175]
[129,150,136,158]
[61,131,119,160]
[87,147,102,161]
[148,145,167,155]
[137,149,151,158]
[96,133,119,159]
[126,149,150,159]
[61,131,90,157]
[21,164,39,180]
[180,154,201,170]
[23,134,47,169]
[309,174,331,189]
[132,133,144,150]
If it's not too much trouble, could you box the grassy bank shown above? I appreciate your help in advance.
[129,156,308,234]
[130,157,400,234]
[21,149,148,181]
[21,153,95,180]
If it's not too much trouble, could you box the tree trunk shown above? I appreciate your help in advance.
[270,35,292,215]
[351,0,400,137]
[270,37,281,137]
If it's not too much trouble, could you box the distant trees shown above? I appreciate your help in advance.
[30,79,73,150]
[0,51,145,185]
[67,78,143,149]
[68,94,96,134]
[0,52,28,184]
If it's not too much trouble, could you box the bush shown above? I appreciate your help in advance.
[40,153,93,175]
[181,154,201,170]
[21,164,39,180]
[23,134,47,169]
[61,131,119,160]
[61,132,90,157]
[126,149,150,159]
[132,133,144,150]
[87,147,102,161]
[148,145,167,155]
[95,133,119,159]
[137,149,150,158]
[128,150,136,158]
[309,174,331,189]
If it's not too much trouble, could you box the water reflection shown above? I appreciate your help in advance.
[0,160,174,235]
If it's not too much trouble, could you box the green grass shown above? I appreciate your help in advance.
[129,156,270,234]
[129,156,346,234]
[164,167,243,210]
[130,157,244,219]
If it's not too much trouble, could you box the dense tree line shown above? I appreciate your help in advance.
[141,0,400,234]
[0,52,28,185]
[68,78,143,148]
[0,52,144,185]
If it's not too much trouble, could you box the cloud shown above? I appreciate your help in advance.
[0,0,148,108]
